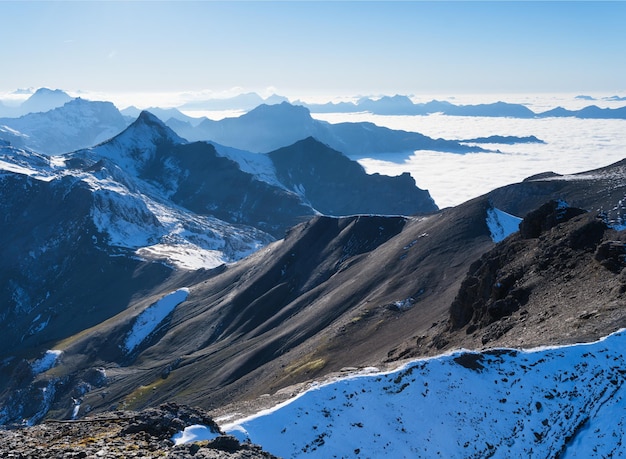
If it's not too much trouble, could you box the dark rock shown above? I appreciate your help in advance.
[595,241,626,272]
[519,201,586,239]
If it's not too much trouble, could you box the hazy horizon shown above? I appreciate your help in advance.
[1,1,625,101]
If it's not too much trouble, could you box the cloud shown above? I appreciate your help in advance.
[320,106,626,209]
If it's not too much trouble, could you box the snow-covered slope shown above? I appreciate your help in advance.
[0,98,128,154]
[223,330,626,458]
[0,137,273,271]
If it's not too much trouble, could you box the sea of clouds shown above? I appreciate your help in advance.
[314,104,626,209]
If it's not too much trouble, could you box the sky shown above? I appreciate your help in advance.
[1,1,625,102]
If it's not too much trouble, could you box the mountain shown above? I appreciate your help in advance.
[167,102,484,155]
[0,88,73,117]
[83,112,437,236]
[300,96,537,118]
[538,104,626,119]
[0,112,442,425]
[0,136,275,351]
[1,155,622,428]
[120,105,203,126]
[1,105,625,455]
[268,137,436,215]
[178,92,288,111]
[0,98,129,154]
[299,95,626,120]
[19,88,73,115]
[459,134,545,144]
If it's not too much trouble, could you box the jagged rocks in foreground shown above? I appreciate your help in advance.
[0,403,276,459]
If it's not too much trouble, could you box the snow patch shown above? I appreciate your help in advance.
[123,288,189,353]
[211,142,285,189]
[486,207,522,242]
[171,424,220,446]
[31,350,62,375]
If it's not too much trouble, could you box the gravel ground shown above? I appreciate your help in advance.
[0,404,277,459]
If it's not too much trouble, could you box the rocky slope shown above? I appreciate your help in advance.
[1,107,625,440]
[0,111,440,425]
[27,158,624,424]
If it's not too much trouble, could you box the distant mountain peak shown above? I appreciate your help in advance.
[246,101,312,117]
[20,88,73,114]
[30,87,69,97]
[124,110,186,144]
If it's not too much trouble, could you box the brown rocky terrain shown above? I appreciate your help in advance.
[387,200,626,362]
[0,404,276,458]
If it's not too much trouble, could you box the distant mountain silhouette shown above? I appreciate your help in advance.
[178,92,288,111]
[460,135,545,144]
[299,96,537,118]
[120,106,202,126]
[0,88,73,117]
[167,102,484,155]
[297,95,626,120]
[20,88,72,114]
[537,105,626,119]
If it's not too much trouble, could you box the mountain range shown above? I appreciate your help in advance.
[0,98,127,154]
[1,88,626,456]
[165,102,484,155]
[298,94,626,119]
[0,109,438,405]
[1,134,625,442]
[0,95,485,156]
[0,88,73,117]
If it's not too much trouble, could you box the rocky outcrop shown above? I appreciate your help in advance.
[0,404,276,459]
[447,201,626,345]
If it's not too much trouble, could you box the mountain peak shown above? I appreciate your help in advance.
[82,110,185,174]
[137,109,168,125]
[20,88,73,114]
[246,101,312,118]
[125,110,186,144]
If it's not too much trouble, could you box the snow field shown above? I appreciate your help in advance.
[221,330,626,458]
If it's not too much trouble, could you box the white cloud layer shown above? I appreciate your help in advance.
[314,109,626,209]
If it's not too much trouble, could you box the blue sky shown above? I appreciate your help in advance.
[1,1,625,98]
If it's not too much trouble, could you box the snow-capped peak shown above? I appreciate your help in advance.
[83,110,186,175]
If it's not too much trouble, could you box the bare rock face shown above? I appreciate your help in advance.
[0,403,277,459]
[448,201,626,345]
[518,200,586,239]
